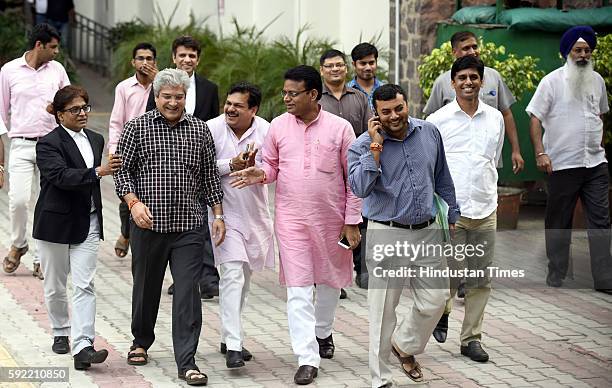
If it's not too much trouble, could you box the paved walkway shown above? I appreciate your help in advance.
[0,66,610,387]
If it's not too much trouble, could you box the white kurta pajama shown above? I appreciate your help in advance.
[207,114,275,352]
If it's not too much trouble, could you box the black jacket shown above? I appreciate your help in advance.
[146,73,219,121]
[33,126,105,244]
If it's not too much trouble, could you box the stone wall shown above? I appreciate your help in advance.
[389,0,606,117]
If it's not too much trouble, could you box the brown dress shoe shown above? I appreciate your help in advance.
[3,245,28,273]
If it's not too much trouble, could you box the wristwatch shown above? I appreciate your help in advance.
[214,214,225,221]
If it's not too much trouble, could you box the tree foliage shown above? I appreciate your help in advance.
[592,33,612,145]
[418,39,544,101]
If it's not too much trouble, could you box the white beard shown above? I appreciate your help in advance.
[565,58,595,101]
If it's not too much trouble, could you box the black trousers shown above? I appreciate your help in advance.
[352,216,369,275]
[200,222,220,290]
[119,200,130,239]
[130,223,204,373]
[545,163,612,288]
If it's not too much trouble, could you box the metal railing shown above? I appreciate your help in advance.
[67,13,112,76]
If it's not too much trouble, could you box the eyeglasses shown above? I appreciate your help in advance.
[134,56,155,62]
[62,105,91,115]
[321,63,346,69]
[280,90,309,98]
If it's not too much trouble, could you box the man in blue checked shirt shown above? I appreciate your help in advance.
[348,84,459,387]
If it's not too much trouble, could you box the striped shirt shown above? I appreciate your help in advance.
[348,117,460,225]
[114,109,223,233]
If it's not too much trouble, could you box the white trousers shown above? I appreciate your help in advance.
[219,261,252,351]
[38,214,100,355]
[367,222,450,388]
[8,138,40,263]
[287,284,340,367]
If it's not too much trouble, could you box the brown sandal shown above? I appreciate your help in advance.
[114,236,129,258]
[3,245,28,274]
[178,369,208,386]
[391,344,423,382]
[127,345,148,365]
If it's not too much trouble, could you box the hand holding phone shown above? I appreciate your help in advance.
[338,236,351,250]
[367,116,384,145]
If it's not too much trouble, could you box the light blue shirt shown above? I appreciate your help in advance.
[347,77,383,110]
[348,117,460,225]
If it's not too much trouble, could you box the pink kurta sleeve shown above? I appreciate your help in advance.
[341,123,363,224]
[0,68,10,127]
[261,122,279,183]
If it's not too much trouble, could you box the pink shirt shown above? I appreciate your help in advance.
[0,53,70,138]
[206,114,275,271]
[108,75,152,153]
[262,108,362,288]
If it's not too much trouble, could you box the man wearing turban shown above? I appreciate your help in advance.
[527,26,612,294]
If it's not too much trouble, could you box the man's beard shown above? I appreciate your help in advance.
[565,57,595,101]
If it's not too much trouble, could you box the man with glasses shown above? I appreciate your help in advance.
[108,42,157,259]
[0,23,70,279]
[230,65,362,385]
[146,35,220,299]
[319,49,371,292]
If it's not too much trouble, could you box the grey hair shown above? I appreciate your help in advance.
[153,68,190,97]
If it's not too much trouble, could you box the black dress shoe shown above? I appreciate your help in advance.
[200,283,219,299]
[339,288,347,299]
[355,273,369,289]
[73,346,109,370]
[316,334,334,359]
[546,272,563,288]
[457,282,466,298]
[226,350,245,368]
[220,342,252,361]
[460,341,489,362]
[294,365,318,385]
[432,313,449,343]
[52,336,69,354]
[168,284,175,295]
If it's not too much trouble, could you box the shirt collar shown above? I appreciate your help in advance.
[322,83,353,96]
[152,109,188,125]
[380,118,419,142]
[349,77,381,92]
[19,52,50,71]
[450,98,486,117]
[292,105,323,127]
[61,124,87,139]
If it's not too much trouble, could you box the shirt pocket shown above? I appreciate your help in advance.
[476,130,499,160]
[179,139,201,170]
[315,144,340,173]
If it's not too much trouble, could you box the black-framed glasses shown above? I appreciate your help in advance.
[281,90,309,98]
[62,105,91,115]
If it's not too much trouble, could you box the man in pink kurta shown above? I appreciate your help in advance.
[231,66,362,385]
[108,42,157,259]
[206,82,274,369]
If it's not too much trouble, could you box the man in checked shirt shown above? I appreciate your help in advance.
[114,68,225,386]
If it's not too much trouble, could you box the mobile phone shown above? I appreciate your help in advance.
[242,143,254,161]
[338,236,351,250]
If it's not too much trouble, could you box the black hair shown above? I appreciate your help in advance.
[351,42,378,62]
[372,84,407,111]
[451,56,485,80]
[47,85,89,124]
[319,49,346,65]
[450,31,477,50]
[132,42,157,59]
[284,65,323,101]
[172,35,201,56]
[28,23,60,49]
[227,81,262,109]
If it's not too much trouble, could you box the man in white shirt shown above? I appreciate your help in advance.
[206,82,274,369]
[427,56,504,362]
[527,26,612,293]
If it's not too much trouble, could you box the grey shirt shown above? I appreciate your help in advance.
[423,66,516,116]
[320,84,372,136]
